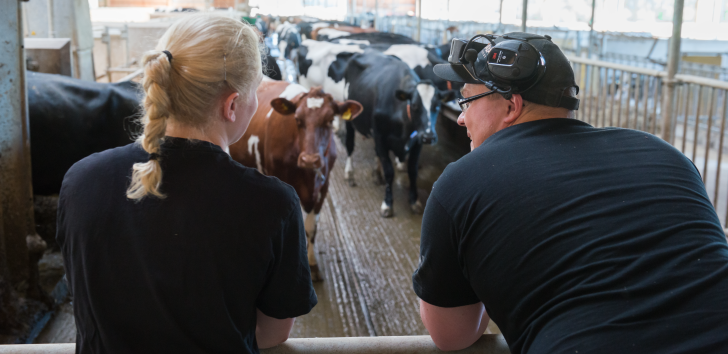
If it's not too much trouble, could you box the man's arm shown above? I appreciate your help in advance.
[256,309,295,349]
[420,300,490,351]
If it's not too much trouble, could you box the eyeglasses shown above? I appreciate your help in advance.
[457,90,499,112]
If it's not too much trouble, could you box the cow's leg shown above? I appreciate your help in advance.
[375,138,395,218]
[344,120,356,186]
[394,157,407,172]
[372,159,385,185]
[301,206,322,282]
[407,141,424,214]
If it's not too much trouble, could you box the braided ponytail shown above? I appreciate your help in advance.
[125,14,263,201]
[126,52,172,200]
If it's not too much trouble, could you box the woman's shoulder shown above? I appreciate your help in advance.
[64,143,144,184]
[225,160,300,212]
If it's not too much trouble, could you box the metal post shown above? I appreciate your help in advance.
[374,0,378,30]
[662,0,685,144]
[521,0,528,32]
[47,0,55,38]
[0,0,35,286]
[588,0,596,57]
[498,0,504,33]
[416,0,422,42]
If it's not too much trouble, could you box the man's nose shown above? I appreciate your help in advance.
[457,112,466,126]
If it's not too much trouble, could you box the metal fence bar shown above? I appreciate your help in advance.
[681,84,691,153]
[650,78,660,135]
[632,74,641,130]
[692,86,703,162]
[0,335,512,354]
[600,68,609,127]
[617,70,626,127]
[716,91,728,208]
[609,69,617,127]
[624,73,633,128]
[641,76,650,132]
[703,88,716,183]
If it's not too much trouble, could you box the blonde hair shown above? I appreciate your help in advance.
[127,14,263,201]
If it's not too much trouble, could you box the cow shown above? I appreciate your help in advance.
[229,79,363,281]
[325,35,460,144]
[343,51,435,218]
[263,52,283,81]
[276,21,302,61]
[311,26,377,41]
[27,71,141,196]
[296,40,365,131]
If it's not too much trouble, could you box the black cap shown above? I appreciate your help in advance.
[434,32,579,109]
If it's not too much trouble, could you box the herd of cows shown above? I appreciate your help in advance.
[26,18,463,280]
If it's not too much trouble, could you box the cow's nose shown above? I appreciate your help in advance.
[298,154,322,169]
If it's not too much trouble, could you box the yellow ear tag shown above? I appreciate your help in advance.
[342,109,352,121]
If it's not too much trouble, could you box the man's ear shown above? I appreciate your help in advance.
[504,93,523,125]
[395,90,413,101]
[337,100,363,121]
[270,98,297,115]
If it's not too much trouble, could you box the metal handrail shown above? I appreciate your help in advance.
[0,335,510,354]
[116,68,143,82]
[567,56,666,78]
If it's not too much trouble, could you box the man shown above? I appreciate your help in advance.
[413,32,728,354]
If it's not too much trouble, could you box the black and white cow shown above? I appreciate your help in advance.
[276,21,302,60]
[27,72,141,195]
[330,35,460,144]
[263,52,283,81]
[297,39,365,131]
[343,50,435,218]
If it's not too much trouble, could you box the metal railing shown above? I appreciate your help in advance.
[0,335,510,354]
[570,55,728,226]
[599,53,728,81]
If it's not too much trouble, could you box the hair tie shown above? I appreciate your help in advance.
[162,50,173,64]
[149,153,161,161]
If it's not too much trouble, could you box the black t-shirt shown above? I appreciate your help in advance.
[413,119,728,354]
[57,138,317,354]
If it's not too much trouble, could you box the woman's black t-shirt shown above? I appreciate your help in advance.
[57,137,317,354]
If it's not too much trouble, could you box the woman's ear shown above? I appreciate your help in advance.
[223,92,240,123]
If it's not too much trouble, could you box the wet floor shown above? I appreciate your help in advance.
[289,131,501,337]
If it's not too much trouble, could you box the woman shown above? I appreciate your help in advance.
[57,14,316,353]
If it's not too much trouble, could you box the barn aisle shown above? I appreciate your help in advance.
[290,132,500,338]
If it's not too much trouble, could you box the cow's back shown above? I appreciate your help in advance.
[27,72,141,195]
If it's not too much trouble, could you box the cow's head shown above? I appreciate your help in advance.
[270,87,363,170]
[395,81,455,146]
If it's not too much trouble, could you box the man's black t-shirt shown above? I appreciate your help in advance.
[57,138,317,354]
[413,119,728,354]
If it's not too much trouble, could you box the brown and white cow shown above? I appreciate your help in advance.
[229,79,362,281]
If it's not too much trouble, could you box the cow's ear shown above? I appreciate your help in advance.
[270,98,297,115]
[337,100,363,121]
[439,89,457,102]
[395,90,412,101]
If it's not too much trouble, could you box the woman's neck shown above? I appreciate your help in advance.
[165,119,230,153]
